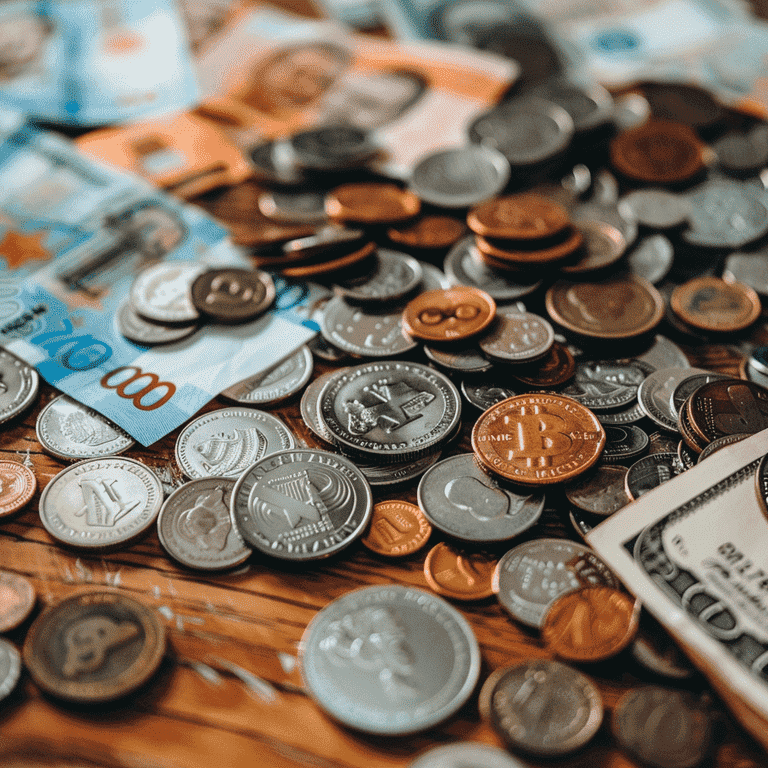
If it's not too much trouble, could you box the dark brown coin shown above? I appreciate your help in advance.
[677,439,697,469]
[670,277,761,333]
[281,241,376,278]
[475,228,583,266]
[564,464,630,516]
[0,571,35,632]
[631,613,695,681]
[24,590,166,703]
[467,194,570,240]
[325,182,421,224]
[387,215,466,250]
[625,452,684,500]
[687,379,768,444]
[191,268,275,323]
[559,221,626,274]
[512,341,576,387]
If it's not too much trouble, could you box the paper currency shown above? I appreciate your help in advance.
[0,110,315,447]
[587,428,768,750]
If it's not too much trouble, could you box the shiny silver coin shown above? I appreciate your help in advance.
[561,163,592,197]
[602,424,650,463]
[528,78,613,134]
[0,639,21,701]
[418,262,452,291]
[221,346,313,406]
[625,452,684,501]
[613,92,651,130]
[635,334,690,372]
[743,358,768,388]
[631,614,695,681]
[300,369,347,446]
[157,477,250,570]
[333,249,423,303]
[257,190,327,225]
[590,169,620,205]
[39,457,163,550]
[410,743,526,768]
[564,464,629,516]
[0,349,38,425]
[558,360,649,411]
[564,220,626,272]
[175,408,295,479]
[724,251,768,296]
[231,448,372,560]
[301,584,480,734]
[424,344,493,373]
[627,234,674,284]
[637,366,707,432]
[417,453,544,542]
[130,260,204,324]
[116,300,199,345]
[670,371,731,417]
[461,380,517,411]
[308,335,349,363]
[697,432,750,463]
[493,538,619,628]
[479,311,554,364]
[319,361,461,462]
[249,140,306,185]
[411,145,511,208]
[273,226,365,263]
[619,188,691,230]
[486,660,603,756]
[320,295,417,358]
[36,394,135,460]
[358,450,442,487]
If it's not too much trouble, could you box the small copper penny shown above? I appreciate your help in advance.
[475,228,583,266]
[546,275,664,339]
[512,341,576,387]
[610,119,705,184]
[541,586,640,662]
[0,571,35,632]
[0,461,36,517]
[325,182,421,224]
[687,378,768,444]
[467,194,570,240]
[423,542,497,601]
[402,287,496,342]
[281,241,376,278]
[472,393,606,486]
[387,215,466,250]
[560,221,627,274]
[361,500,431,558]
[191,268,275,323]
[671,276,761,333]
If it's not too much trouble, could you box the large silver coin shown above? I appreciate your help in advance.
[300,369,348,445]
[157,478,250,570]
[0,349,39,425]
[418,453,544,542]
[528,79,613,134]
[39,457,163,550]
[423,344,493,374]
[0,638,21,701]
[221,346,313,406]
[231,449,372,561]
[619,188,691,230]
[411,743,526,768]
[318,361,461,462]
[301,585,480,734]
[116,300,198,346]
[130,261,204,324]
[478,311,554,364]
[626,235,674,284]
[175,408,295,479]
[333,250,423,303]
[36,394,135,460]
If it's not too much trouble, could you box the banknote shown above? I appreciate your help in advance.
[587,427,768,750]
[0,110,316,447]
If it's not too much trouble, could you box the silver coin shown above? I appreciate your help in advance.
[130,261,204,323]
[558,360,648,410]
[529,78,613,133]
[591,169,620,205]
[411,145,511,208]
[249,140,306,185]
[36,394,135,460]
[562,163,592,197]
[308,335,348,363]
[596,401,646,425]
[277,226,365,263]
[418,262,451,291]
[602,424,650,462]
[564,464,630,516]
[157,478,250,570]
[423,344,493,373]
[461,380,517,411]
[648,430,680,455]
[0,349,39,425]
[175,408,295,479]
[493,538,619,628]
[0,638,21,701]
[619,188,691,230]
[358,450,442,487]
[319,361,461,462]
[221,346,313,406]
[257,190,327,225]
[39,457,163,550]
[571,200,638,246]
[625,452,684,501]
[749,345,768,375]
[320,295,417,358]
[333,249,423,303]
[116,300,198,345]
[231,448,372,560]
[417,453,544,542]
[479,311,554,364]
[697,432,750,463]
[569,507,599,540]
[411,743,526,768]
[724,251,768,296]
[635,334,690,371]
[677,440,697,470]
[671,371,731,416]
[300,369,347,445]
[290,125,378,170]
[637,366,706,432]
[743,358,768,388]
[714,128,768,174]
[613,92,651,130]
[300,584,480,734]
[627,235,674,284]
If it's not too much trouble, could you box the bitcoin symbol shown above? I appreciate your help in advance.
[504,405,572,467]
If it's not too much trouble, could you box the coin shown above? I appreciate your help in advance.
[326,182,421,224]
[403,287,496,342]
[493,538,620,628]
[714,127,768,174]
[299,369,346,447]
[723,251,768,296]
[687,379,768,444]
[417,453,544,542]
[631,613,695,680]
[478,311,554,364]
[424,344,493,373]
[191,268,275,323]
[0,639,21,701]
[300,584,480,734]
[564,465,630,516]
[257,190,327,224]
[511,341,575,387]
[254,226,365,268]
[637,367,705,432]
[358,451,443,488]
[130,260,203,323]
[560,221,626,274]
[36,394,135,461]
[23,590,166,703]
[388,215,467,250]
[529,78,613,134]
[596,402,647,425]
[678,404,707,453]
[670,371,731,416]
[424,543,496,601]
[361,500,431,557]
[0,461,36,517]
[559,360,649,411]
[116,300,199,345]
[410,743,526,768]
[697,432,749,463]
[281,240,376,278]
[625,452,684,501]
[461,380,518,411]
[626,234,674,284]
[475,227,583,267]
[671,276,761,333]
[602,424,650,463]
[643,81,723,127]
[637,334,691,371]
[39,457,163,550]
[0,349,39,425]
[619,188,691,230]
[467,194,570,240]
[0,571,35,632]
[290,125,378,170]
[333,249,422,303]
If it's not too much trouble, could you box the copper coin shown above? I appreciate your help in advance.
[361,500,431,558]
[402,287,496,342]
[191,268,275,323]
[545,275,664,339]
[512,341,576,387]
[475,228,583,266]
[541,586,640,662]
[687,379,768,444]
[670,276,761,333]
[281,241,376,278]
[678,404,706,453]
[0,571,35,632]
[0,461,36,517]
[325,182,421,224]
[423,542,496,601]
[387,215,466,250]
[251,227,365,268]
[467,194,570,240]
[472,393,606,486]
[559,221,627,274]
[610,119,705,184]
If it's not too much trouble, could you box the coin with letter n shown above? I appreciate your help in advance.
[230,449,372,561]
[23,590,166,703]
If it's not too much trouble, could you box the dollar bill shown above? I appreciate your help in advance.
[587,428,768,750]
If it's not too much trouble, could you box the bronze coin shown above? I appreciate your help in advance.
[511,341,576,387]
[191,268,275,323]
[0,461,36,517]
[402,287,496,342]
[559,221,627,274]
[423,542,496,601]
[23,590,166,703]
[0,571,35,632]
[687,379,768,444]
[325,182,421,224]
[545,275,664,339]
[475,228,583,266]
[610,119,705,184]
[467,193,570,240]
[361,500,431,558]
[670,276,761,333]
[678,404,706,453]
[387,215,466,249]
[281,241,376,278]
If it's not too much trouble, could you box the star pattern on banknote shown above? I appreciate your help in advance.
[0,230,51,270]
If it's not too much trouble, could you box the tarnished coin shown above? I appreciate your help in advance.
[333,249,423,303]
[388,215,467,250]
[511,341,575,387]
[724,251,768,296]
[678,440,697,469]
[191,268,275,323]
[424,543,496,601]
[424,344,493,374]
[571,199,638,246]
[475,227,583,267]
[626,234,674,284]
[749,346,768,376]
[116,300,199,346]
[564,465,630,516]
[625,452,683,501]
[0,461,36,517]
[478,311,554,364]
[620,188,691,230]
[649,430,680,455]
[361,500,431,558]
[493,538,619,628]
[411,743,526,768]
[560,221,626,274]
[157,478,250,570]
[467,194,570,240]
[0,571,35,632]
[403,287,496,342]
[326,182,420,224]
[300,585,480,734]
[417,453,544,542]
[569,507,600,540]
[602,424,650,462]
[559,360,649,411]
[697,432,749,463]
[23,590,166,703]
[231,449,372,561]
[679,405,706,454]
[671,276,761,333]
[0,639,21,701]
[257,190,327,225]
[596,401,647,425]
[714,127,768,174]
[130,260,204,323]
[0,349,39,425]
[637,334,690,372]
[687,379,768,443]
[254,226,365,269]
[39,457,163,550]
[36,395,135,461]
[643,81,723,127]
[461,380,518,411]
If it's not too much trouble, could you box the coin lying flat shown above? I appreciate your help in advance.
[559,360,649,411]
[687,379,768,444]
[326,182,421,224]
[631,613,695,681]
[625,452,684,501]
[627,234,674,284]
[0,349,39,425]
[0,461,36,517]
[467,193,570,240]
[620,188,691,230]
[410,743,526,768]
[478,311,555,364]
[602,424,650,463]
[333,249,422,304]
[671,276,761,333]
[116,300,199,346]
[300,585,480,734]
[130,260,204,323]
[191,268,275,323]
[0,639,21,701]
[424,344,493,374]
[512,342,576,387]
[424,542,496,601]
[0,571,35,632]
[461,380,518,412]
[361,500,431,558]
[23,590,166,703]
[388,215,467,250]
[403,287,496,342]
